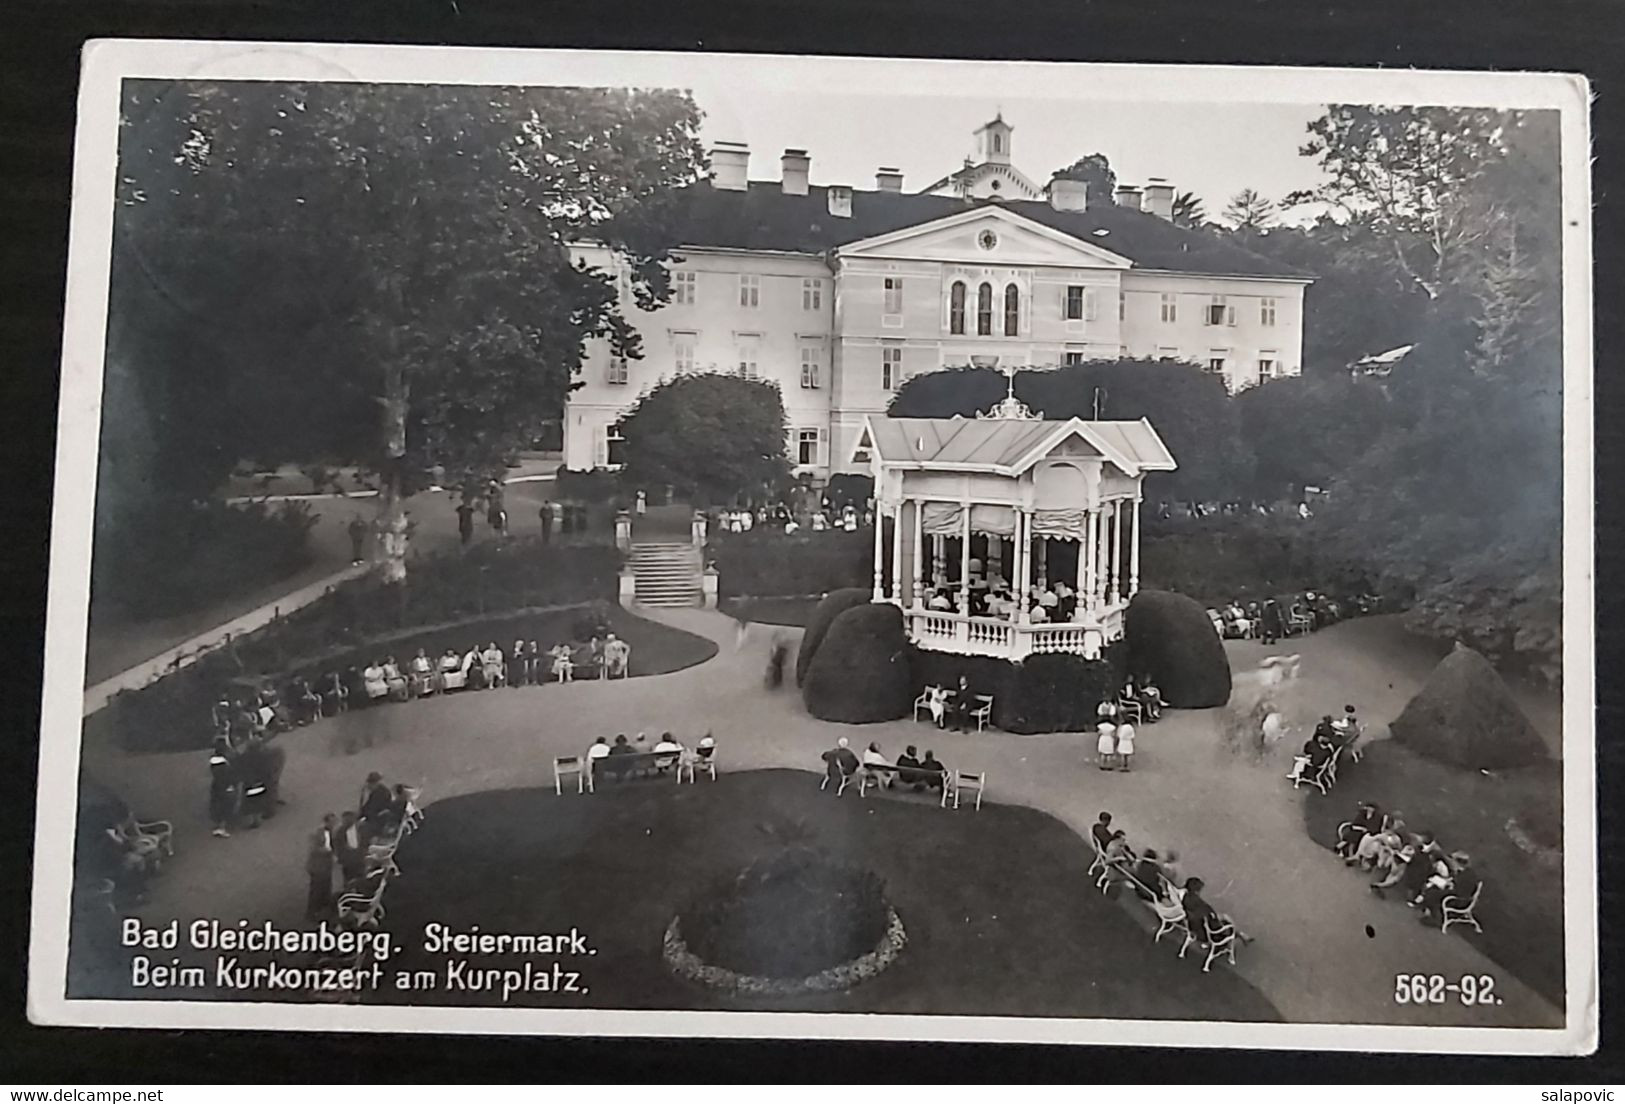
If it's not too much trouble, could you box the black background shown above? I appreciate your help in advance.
[0,0,1619,1084]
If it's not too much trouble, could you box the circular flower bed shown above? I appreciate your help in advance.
[664,851,906,996]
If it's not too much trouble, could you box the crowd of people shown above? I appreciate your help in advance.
[1208,590,1383,645]
[1284,706,1364,787]
[717,499,870,535]
[583,731,716,782]
[303,770,422,921]
[1333,800,1484,931]
[1091,810,1255,965]
[820,736,950,796]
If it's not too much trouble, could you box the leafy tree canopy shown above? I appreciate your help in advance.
[618,374,792,507]
[1049,152,1117,206]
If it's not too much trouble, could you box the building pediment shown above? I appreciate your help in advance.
[836,205,1133,270]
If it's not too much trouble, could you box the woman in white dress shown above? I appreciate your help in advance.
[1096,720,1117,771]
[480,642,505,688]
[382,655,409,701]
[438,648,466,691]
[362,660,389,703]
[409,648,436,696]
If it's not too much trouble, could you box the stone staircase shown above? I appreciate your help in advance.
[628,542,703,607]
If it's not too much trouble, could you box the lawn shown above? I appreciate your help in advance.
[1300,740,1564,1008]
[374,769,1281,1020]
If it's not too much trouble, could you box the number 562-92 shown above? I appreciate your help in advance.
[1395,974,1498,1005]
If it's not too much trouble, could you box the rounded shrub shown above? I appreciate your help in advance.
[794,587,874,687]
[802,603,913,723]
[1124,589,1232,708]
[1390,645,1547,770]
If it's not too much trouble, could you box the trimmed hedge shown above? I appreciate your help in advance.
[94,540,621,752]
[1124,589,1233,708]
[794,587,874,687]
[802,603,914,724]
[710,528,872,602]
[910,644,1125,734]
[1390,645,1548,770]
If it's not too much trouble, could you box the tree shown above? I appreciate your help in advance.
[112,81,706,582]
[618,374,792,507]
[1050,152,1117,206]
[1170,190,1209,230]
[1222,188,1276,234]
[889,360,1249,502]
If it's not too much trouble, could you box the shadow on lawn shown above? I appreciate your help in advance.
[373,769,1282,1021]
[1300,741,1564,1010]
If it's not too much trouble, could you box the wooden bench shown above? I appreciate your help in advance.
[588,746,714,787]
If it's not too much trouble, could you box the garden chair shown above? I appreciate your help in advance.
[337,874,389,929]
[1116,695,1144,726]
[1151,896,1190,948]
[134,819,174,860]
[1441,882,1484,935]
[970,695,994,733]
[1087,835,1109,881]
[1287,605,1314,635]
[677,747,718,784]
[1190,924,1238,973]
[820,764,857,797]
[1304,748,1341,796]
[554,755,588,795]
[943,770,985,811]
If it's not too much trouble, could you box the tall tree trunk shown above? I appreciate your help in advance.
[378,355,410,585]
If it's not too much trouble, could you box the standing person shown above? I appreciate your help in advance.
[333,811,367,887]
[305,817,337,920]
[539,501,554,545]
[455,500,475,546]
[208,736,239,838]
[1259,598,1283,645]
[635,489,647,517]
[1116,718,1136,772]
[1096,716,1118,771]
[347,514,369,566]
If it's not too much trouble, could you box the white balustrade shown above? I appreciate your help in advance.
[904,607,1123,661]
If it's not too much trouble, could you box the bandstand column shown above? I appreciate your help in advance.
[1084,508,1098,614]
[1109,499,1124,605]
[959,505,972,614]
[1036,536,1048,588]
[911,497,924,608]
[890,503,905,603]
[872,503,885,601]
[1016,510,1032,625]
[1074,530,1087,610]
[1129,495,1142,598]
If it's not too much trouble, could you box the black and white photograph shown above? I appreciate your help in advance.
[26,41,1595,1054]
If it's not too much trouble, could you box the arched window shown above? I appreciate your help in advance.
[949,281,966,335]
[1004,283,1020,336]
[993,133,1003,153]
[976,282,993,336]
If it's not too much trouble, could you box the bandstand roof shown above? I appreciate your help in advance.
[863,416,1176,477]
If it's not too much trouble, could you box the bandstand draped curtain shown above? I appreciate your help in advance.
[918,504,1092,541]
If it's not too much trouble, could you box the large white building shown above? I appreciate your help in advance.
[566,116,1311,479]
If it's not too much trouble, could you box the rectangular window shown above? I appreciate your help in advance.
[673,270,696,306]
[1160,294,1177,324]
[1207,351,1228,374]
[802,278,824,311]
[882,345,904,390]
[883,276,904,315]
[1064,351,1086,367]
[1065,285,1085,320]
[1157,346,1180,359]
[739,274,760,309]
[605,421,626,468]
[1258,353,1279,384]
[797,429,821,467]
[736,335,760,379]
[1119,290,1127,322]
[1208,295,1236,326]
[672,332,696,375]
[1261,297,1278,326]
[800,344,822,389]
[606,354,629,385]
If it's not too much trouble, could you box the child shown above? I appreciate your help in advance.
[1096,719,1117,771]
[1115,720,1136,772]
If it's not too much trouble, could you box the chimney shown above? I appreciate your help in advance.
[1113,183,1143,210]
[827,185,853,218]
[875,166,904,193]
[710,141,749,192]
[780,148,810,196]
[1143,177,1175,220]
[1049,177,1089,213]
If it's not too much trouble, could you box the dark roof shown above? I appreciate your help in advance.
[653,181,1311,280]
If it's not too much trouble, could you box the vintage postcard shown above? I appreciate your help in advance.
[29,40,1595,1054]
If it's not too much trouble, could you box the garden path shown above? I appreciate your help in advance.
[85,610,1563,1030]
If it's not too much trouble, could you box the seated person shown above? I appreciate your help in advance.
[895,745,923,788]
[1028,601,1049,623]
[290,677,322,725]
[382,656,409,701]
[652,732,683,772]
[603,634,631,678]
[600,734,636,780]
[821,737,861,789]
[438,648,467,690]
[586,736,612,773]
[1370,843,1417,894]
[480,642,506,688]
[1102,831,1137,878]
[584,635,606,676]
[924,685,948,727]
[462,646,485,690]
[1090,812,1115,854]
[1336,801,1384,858]
[918,750,947,791]
[362,660,389,702]
[549,643,574,682]
[928,589,953,612]
[1352,817,1405,871]
[408,649,436,696]
[695,733,716,760]
[1331,704,1361,748]
[861,742,893,789]
[510,638,527,685]
[1419,851,1480,927]
[1137,677,1164,721]
[1178,877,1228,945]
